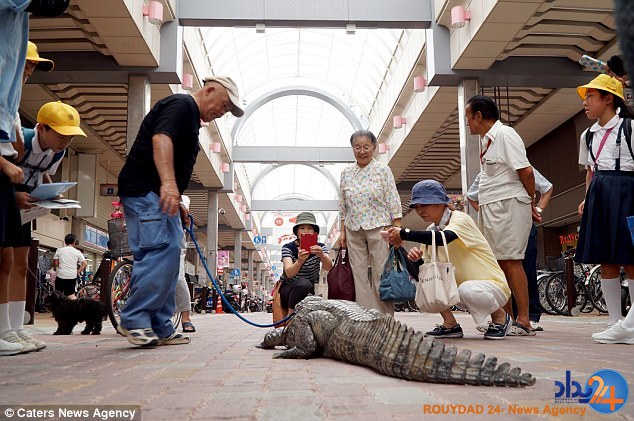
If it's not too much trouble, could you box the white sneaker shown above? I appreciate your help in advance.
[0,330,37,353]
[592,321,634,344]
[0,337,23,356]
[607,319,621,329]
[530,321,543,332]
[16,329,47,350]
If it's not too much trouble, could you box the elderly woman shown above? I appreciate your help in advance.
[339,130,402,315]
[388,180,512,340]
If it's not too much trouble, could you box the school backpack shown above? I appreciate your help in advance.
[585,117,634,164]
[19,127,65,171]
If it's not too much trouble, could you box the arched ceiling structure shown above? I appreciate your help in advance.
[201,27,406,232]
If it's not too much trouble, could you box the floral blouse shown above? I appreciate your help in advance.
[339,158,402,231]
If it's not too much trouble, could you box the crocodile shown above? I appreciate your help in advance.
[259,296,535,387]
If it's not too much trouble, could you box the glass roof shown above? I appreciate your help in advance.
[201,27,404,234]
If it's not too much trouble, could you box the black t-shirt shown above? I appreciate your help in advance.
[118,94,201,197]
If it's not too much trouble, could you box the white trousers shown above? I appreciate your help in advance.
[457,280,509,325]
[174,247,191,313]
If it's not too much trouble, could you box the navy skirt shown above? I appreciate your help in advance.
[0,170,21,248]
[576,170,634,265]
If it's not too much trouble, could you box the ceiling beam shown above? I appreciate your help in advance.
[27,21,183,85]
[177,0,433,29]
[251,200,340,211]
[233,146,354,164]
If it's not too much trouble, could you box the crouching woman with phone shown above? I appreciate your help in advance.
[278,212,333,316]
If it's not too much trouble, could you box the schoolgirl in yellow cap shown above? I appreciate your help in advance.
[576,74,634,345]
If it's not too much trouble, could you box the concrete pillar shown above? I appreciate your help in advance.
[126,74,151,155]
[234,230,242,283]
[458,79,481,220]
[207,191,219,279]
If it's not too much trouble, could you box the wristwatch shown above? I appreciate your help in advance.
[535,206,543,214]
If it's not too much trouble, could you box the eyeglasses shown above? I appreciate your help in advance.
[353,145,374,153]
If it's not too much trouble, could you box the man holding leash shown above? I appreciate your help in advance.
[116,76,244,347]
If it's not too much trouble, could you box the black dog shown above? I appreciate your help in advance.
[44,291,108,335]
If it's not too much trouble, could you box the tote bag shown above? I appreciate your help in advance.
[415,231,460,313]
[379,247,417,302]
[327,248,355,301]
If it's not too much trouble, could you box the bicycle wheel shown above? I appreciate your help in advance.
[586,266,608,314]
[545,273,568,315]
[546,273,588,316]
[106,261,133,329]
[538,273,560,315]
[77,283,101,301]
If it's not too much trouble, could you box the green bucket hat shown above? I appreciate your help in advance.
[293,212,319,236]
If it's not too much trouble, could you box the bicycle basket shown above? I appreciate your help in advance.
[546,256,564,272]
[108,218,131,258]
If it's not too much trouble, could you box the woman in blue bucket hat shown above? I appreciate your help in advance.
[387,180,512,340]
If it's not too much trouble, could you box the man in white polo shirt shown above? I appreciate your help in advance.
[53,234,87,299]
[464,95,539,336]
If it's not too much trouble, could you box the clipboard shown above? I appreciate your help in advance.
[29,182,77,200]
[299,233,318,252]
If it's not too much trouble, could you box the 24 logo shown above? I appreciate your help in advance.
[555,369,629,414]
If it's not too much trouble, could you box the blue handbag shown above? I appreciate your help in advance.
[379,247,417,302]
[627,216,634,247]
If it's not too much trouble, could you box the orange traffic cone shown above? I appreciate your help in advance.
[215,294,223,314]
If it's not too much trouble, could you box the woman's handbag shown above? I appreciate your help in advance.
[272,281,287,324]
[379,247,417,302]
[327,248,355,301]
[415,230,460,313]
[627,216,634,247]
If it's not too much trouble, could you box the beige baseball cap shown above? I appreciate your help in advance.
[202,75,244,117]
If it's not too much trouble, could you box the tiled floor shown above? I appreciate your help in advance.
[1,310,632,420]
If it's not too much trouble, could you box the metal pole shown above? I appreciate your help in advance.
[25,238,39,325]
[564,255,579,316]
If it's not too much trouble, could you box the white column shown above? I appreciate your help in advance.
[458,79,481,219]
[207,191,219,278]
[126,74,151,155]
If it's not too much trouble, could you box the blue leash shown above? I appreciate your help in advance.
[185,215,293,328]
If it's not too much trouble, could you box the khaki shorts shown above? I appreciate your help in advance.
[478,198,532,260]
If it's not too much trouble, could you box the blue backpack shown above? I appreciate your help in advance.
[19,127,65,171]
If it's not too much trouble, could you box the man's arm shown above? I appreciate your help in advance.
[517,166,536,199]
[517,166,539,221]
[536,186,553,211]
[53,259,59,270]
[152,133,180,216]
[78,261,87,275]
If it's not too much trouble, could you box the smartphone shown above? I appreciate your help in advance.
[299,233,318,251]
[380,230,389,241]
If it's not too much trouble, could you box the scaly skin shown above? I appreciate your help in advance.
[259,297,535,387]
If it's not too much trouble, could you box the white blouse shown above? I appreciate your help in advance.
[579,114,634,171]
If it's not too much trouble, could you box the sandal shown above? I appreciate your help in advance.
[182,322,196,333]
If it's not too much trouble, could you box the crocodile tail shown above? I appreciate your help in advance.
[406,339,536,387]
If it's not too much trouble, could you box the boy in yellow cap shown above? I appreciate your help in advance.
[2,102,86,352]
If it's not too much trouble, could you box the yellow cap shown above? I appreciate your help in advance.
[26,41,54,72]
[577,74,624,100]
[37,102,87,137]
